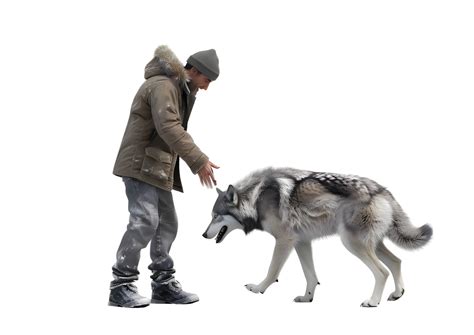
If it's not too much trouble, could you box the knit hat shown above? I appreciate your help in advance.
[186,49,220,81]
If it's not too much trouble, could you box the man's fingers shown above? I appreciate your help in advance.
[208,174,215,188]
[209,171,217,186]
[210,162,220,169]
[198,162,218,188]
[199,173,207,187]
[201,173,210,188]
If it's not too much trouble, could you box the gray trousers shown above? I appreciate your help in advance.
[111,177,178,288]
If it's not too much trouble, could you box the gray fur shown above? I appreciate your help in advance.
[203,167,432,307]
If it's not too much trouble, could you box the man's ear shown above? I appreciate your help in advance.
[189,67,200,76]
[225,185,239,206]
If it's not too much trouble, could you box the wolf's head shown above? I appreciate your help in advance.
[202,185,245,243]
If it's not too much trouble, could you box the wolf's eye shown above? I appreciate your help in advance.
[212,214,219,219]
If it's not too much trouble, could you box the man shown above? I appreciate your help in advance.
[109,45,220,307]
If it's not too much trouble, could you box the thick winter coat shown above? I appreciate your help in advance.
[113,46,208,192]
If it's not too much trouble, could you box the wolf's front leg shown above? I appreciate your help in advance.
[294,241,319,302]
[245,239,293,294]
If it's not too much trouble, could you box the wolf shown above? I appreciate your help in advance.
[202,167,432,307]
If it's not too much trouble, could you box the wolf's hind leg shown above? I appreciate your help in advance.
[340,231,389,307]
[245,239,293,294]
[376,242,405,301]
[294,241,319,302]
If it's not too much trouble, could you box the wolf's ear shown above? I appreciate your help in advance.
[226,185,239,206]
[217,188,224,195]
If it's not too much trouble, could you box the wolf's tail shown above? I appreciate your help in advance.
[387,202,433,249]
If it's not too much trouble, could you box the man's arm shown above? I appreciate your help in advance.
[150,81,219,187]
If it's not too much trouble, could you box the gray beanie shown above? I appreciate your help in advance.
[186,49,220,81]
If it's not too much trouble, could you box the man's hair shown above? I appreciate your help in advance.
[184,63,201,74]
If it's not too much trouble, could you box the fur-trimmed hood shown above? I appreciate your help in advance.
[144,45,188,84]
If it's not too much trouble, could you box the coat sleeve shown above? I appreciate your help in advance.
[149,80,208,174]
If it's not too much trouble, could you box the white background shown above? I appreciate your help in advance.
[1,0,473,334]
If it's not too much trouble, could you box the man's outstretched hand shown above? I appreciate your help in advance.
[198,160,220,188]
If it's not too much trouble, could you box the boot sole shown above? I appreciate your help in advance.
[108,300,150,308]
[151,295,199,304]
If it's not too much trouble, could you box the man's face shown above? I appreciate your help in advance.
[189,68,212,91]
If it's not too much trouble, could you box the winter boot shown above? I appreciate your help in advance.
[151,279,199,304]
[108,283,150,308]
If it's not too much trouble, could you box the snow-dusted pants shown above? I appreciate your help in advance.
[111,177,177,288]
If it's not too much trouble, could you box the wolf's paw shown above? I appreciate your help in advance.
[360,300,379,308]
[294,295,313,303]
[245,284,265,294]
[388,289,405,301]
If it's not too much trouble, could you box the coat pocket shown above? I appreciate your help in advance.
[141,147,173,180]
